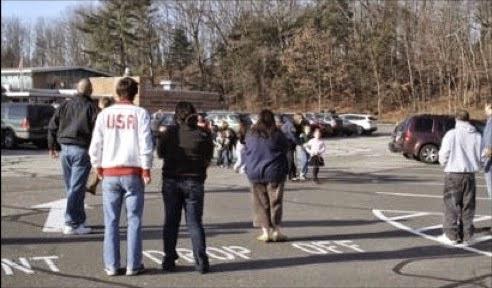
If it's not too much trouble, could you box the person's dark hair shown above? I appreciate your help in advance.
[456,110,470,122]
[251,109,278,138]
[175,101,197,126]
[116,77,138,101]
[99,97,113,109]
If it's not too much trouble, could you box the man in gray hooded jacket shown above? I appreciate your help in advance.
[438,110,482,246]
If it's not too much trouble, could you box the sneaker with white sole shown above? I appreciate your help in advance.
[126,265,145,276]
[105,268,119,276]
[436,234,458,246]
[299,174,306,181]
[63,224,91,235]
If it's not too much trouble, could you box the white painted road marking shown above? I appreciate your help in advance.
[292,240,365,255]
[373,209,492,257]
[376,191,491,201]
[31,199,92,233]
[416,216,492,233]
[143,246,251,264]
[1,256,60,276]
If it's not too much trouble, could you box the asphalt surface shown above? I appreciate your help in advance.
[1,125,491,288]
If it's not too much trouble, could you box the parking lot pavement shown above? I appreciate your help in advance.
[2,128,491,288]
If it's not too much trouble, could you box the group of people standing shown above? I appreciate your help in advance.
[46,76,491,276]
[48,78,214,276]
[46,77,323,276]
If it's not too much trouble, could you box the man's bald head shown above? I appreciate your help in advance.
[77,78,93,97]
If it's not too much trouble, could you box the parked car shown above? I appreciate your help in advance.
[339,114,378,135]
[206,111,241,132]
[388,114,485,164]
[340,118,360,136]
[318,113,344,136]
[388,119,408,153]
[303,113,332,137]
[1,102,55,149]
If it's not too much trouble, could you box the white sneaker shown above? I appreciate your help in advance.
[436,234,458,246]
[299,174,306,181]
[126,265,145,276]
[105,268,119,276]
[63,224,91,235]
[62,225,74,235]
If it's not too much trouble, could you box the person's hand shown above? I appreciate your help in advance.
[96,168,103,180]
[49,149,59,159]
[143,175,151,185]
[485,148,492,158]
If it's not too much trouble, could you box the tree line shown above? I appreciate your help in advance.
[2,0,491,116]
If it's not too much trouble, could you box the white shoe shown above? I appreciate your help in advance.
[105,268,119,276]
[63,224,91,235]
[126,265,145,276]
[63,225,74,235]
[436,234,458,246]
[299,174,306,181]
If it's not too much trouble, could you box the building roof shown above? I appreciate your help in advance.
[1,66,112,76]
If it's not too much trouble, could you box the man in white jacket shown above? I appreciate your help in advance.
[438,110,482,246]
[89,77,153,276]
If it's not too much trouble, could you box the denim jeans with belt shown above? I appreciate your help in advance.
[102,175,144,271]
[161,178,208,266]
[60,144,91,227]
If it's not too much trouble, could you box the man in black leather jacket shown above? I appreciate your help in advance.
[47,78,98,235]
[156,101,214,274]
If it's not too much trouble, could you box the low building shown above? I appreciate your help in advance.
[1,66,112,90]
[89,76,226,113]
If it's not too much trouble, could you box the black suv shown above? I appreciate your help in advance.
[1,103,55,149]
[389,114,484,164]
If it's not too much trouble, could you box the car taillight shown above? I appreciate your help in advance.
[404,130,412,142]
[20,118,30,129]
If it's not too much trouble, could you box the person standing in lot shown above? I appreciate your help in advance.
[296,121,312,181]
[89,77,153,276]
[482,102,492,233]
[85,97,114,195]
[244,109,289,242]
[157,101,214,274]
[233,118,249,174]
[304,128,326,184]
[438,110,482,246]
[48,78,98,235]
[280,115,299,181]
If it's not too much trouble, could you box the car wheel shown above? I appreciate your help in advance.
[3,130,17,149]
[419,144,439,164]
[356,126,364,136]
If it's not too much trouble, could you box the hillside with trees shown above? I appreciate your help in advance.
[2,0,491,119]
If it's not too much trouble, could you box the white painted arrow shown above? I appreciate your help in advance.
[32,199,92,233]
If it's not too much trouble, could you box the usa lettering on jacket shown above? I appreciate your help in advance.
[106,114,137,129]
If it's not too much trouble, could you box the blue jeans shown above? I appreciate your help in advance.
[485,170,492,199]
[296,145,309,176]
[102,175,144,271]
[162,178,208,265]
[60,144,91,227]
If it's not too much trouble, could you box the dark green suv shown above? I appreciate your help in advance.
[1,103,55,149]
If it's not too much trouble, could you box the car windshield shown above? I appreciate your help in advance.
[368,116,377,121]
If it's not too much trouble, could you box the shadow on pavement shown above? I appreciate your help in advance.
[209,245,482,273]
